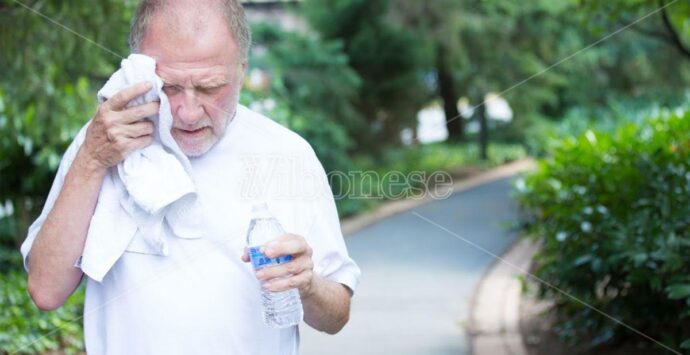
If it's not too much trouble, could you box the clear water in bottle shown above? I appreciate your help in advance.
[246,203,303,328]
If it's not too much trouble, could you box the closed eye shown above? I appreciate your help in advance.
[162,84,183,94]
[198,84,226,95]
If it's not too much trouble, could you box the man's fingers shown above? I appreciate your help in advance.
[256,257,313,282]
[124,121,155,138]
[119,101,160,124]
[241,247,250,263]
[105,82,153,111]
[263,234,310,258]
[264,271,313,293]
[127,134,154,152]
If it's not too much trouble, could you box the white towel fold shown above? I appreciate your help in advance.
[80,54,203,282]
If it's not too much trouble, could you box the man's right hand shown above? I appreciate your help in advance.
[81,81,158,170]
[26,82,160,310]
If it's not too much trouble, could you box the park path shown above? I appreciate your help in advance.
[300,175,522,355]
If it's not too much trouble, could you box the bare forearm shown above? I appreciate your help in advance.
[301,276,352,334]
[28,148,106,310]
[27,83,156,310]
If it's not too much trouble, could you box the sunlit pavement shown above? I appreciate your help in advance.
[300,175,522,355]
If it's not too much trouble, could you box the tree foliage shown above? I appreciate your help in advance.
[244,23,361,174]
[391,0,690,145]
[0,0,135,247]
[301,0,432,152]
[581,0,690,59]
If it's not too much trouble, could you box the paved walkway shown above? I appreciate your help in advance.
[300,175,522,355]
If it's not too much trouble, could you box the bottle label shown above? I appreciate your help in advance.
[248,246,293,270]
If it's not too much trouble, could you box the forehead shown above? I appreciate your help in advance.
[139,4,240,85]
[155,60,232,86]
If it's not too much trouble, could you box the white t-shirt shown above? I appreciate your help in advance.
[20,105,361,355]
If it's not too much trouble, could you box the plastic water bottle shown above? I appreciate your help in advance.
[246,203,303,328]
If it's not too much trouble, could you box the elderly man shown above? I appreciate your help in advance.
[20,0,360,353]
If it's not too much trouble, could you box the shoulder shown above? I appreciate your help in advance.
[235,105,317,159]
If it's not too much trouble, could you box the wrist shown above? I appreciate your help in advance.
[299,274,319,300]
[73,146,108,180]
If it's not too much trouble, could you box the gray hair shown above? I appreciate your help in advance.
[128,0,252,61]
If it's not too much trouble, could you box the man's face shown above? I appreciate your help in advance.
[139,6,246,157]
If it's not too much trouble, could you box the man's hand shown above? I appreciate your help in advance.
[241,233,352,333]
[81,81,158,170]
[27,82,158,310]
[242,233,315,297]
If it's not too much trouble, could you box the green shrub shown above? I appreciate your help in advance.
[514,108,690,352]
[0,270,85,354]
[523,94,690,158]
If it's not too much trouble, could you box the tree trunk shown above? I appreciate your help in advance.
[659,0,690,60]
[436,46,463,141]
[477,100,489,161]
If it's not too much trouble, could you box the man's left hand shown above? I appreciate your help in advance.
[242,233,315,297]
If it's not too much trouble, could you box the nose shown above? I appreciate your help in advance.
[173,89,205,127]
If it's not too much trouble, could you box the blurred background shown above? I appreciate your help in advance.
[1,0,689,354]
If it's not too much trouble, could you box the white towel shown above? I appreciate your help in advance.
[80,54,203,282]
